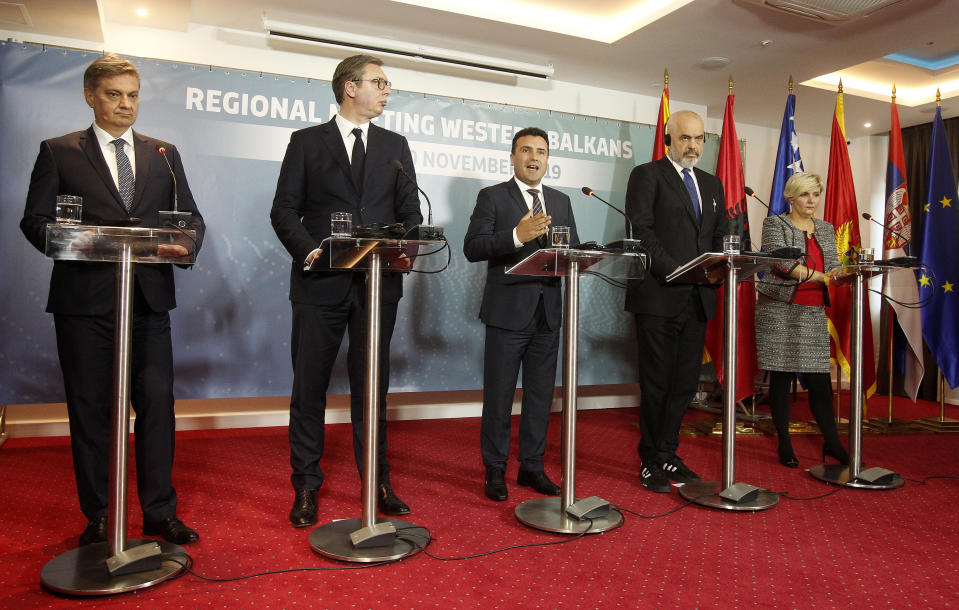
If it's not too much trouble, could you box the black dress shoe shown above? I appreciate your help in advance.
[378,483,410,515]
[143,517,199,544]
[517,469,561,496]
[485,467,508,501]
[79,515,107,546]
[289,489,319,528]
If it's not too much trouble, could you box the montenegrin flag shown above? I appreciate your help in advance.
[823,87,877,397]
[918,105,959,388]
[652,82,670,161]
[703,92,758,401]
[883,98,924,400]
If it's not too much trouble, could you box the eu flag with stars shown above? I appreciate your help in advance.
[918,106,959,388]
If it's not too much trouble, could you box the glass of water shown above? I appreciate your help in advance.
[331,212,352,237]
[56,195,83,224]
[551,226,570,248]
[723,234,741,255]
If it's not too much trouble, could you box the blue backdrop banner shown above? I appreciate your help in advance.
[0,43,719,403]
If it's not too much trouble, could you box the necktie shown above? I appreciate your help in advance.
[113,138,135,212]
[528,189,544,216]
[527,189,546,246]
[350,127,365,193]
[682,168,702,225]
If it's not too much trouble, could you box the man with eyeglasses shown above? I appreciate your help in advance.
[271,54,423,527]
[624,110,726,493]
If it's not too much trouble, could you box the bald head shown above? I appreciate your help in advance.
[666,110,705,169]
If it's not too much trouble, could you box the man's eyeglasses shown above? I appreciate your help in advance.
[352,78,391,90]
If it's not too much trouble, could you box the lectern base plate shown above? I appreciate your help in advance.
[41,539,186,596]
[809,464,905,489]
[310,518,428,562]
[679,481,779,511]
[515,497,623,534]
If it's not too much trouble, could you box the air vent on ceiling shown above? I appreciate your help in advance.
[0,2,31,26]
[741,0,906,22]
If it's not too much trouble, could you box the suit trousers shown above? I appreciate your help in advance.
[53,283,178,522]
[481,296,559,472]
[289,274,398,492]
[634,290,707,464]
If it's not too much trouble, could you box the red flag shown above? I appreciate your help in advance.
[703,92,758,401]
[652,83,670,161]
[824,87,877,397]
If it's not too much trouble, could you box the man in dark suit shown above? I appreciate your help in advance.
[271,54,422,527]
[625,110,726,493]
[20,53,204,545]
[464,127,579,501]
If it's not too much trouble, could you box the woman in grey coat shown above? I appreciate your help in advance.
[755,172,850,468]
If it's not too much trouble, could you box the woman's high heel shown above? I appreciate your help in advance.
[822,444,850,465]
[778,440,799,468]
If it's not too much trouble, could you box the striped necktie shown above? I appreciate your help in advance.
[112,138,135,212]
[528,189,544,216]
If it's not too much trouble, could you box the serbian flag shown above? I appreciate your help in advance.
[882,98,924,399]
[703,92,758,401]
[769,92,804,216]
[918,105,959,388]
[652,78,670,161]
[823,86,877,397]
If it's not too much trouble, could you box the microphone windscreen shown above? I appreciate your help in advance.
[744,186,755,196]
[581,186,593,196]
[390,160,404,171]
[862,212,872,220]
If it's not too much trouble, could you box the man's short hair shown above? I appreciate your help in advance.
[83,53,139,91]
[332,54,384,105]
[511,127,549,154]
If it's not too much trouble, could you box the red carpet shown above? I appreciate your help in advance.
[1,403,958,608]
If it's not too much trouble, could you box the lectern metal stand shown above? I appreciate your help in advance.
[809,263,905,490]
[508,247,646,534]
[40,224,197,595]
[309,238,440,561]
[670,252,794,511]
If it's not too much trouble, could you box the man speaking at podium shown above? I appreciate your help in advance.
[625,110,725,493]
[271,54,422,527]
[464,127,579,502]
[20,53,204,546]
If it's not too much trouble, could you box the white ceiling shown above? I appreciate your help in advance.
[3,0,957,138]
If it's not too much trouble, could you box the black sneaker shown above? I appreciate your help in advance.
[639,462,672,493]
[661,455,701,484]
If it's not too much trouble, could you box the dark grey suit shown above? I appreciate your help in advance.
[20,126,204,522]
[464,180,579,471]
[624,157,725,464]
[270,118,422,492]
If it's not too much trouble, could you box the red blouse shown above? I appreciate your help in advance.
[793,233,826,306]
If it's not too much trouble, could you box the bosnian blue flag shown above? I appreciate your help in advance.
[918,106,959,388]
[768,92,804,216]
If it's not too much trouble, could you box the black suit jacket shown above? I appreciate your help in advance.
[463,180,579,331]
[624,157,726,318]
[270,119,423,305]
[20,127,204,315]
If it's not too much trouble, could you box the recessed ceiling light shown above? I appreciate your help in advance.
[698,57,730,70]
[863,122,872,127]
[136,8,148,18]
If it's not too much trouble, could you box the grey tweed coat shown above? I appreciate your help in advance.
[755,215,841,373]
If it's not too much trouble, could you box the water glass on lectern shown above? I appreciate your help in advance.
[551,226,570,248]
[331,212,352,237]
[723,234,741,255]
[56,195,83,224]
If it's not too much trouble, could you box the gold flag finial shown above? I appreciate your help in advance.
[838,79,843,94]
[728,75,733,95]
[664,68,669,88]
[788,75,794,94]
[892,84,896,103]
[937,88,942,105]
